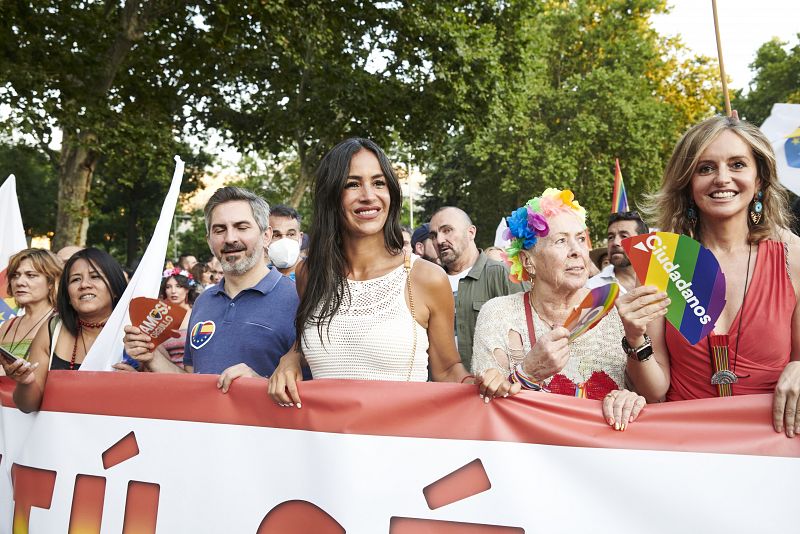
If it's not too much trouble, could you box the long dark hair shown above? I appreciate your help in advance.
[159,274,199,305]
[58,248,128,336]
[296,138,403,347]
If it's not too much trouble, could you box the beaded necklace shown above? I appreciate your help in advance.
[70,318,107,370]
[1,308,54,356]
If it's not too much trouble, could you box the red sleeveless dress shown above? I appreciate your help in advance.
[666,240,796,400]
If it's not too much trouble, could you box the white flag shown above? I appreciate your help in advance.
[493,217,510,248]
[80,156,185,371]
[760,103,800,196]
[0,175,28,323]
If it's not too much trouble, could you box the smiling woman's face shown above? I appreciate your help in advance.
[691,129,760,224]
[67,258,113,317]
[340,149,391,238]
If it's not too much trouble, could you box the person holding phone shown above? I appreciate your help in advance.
[3,248,127,412]
[0,249,61,368]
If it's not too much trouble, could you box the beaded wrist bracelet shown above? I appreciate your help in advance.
[508,363,545,391]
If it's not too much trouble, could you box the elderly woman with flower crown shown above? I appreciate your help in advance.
[472,188,662,430]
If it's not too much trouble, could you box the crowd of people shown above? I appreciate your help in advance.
[3,114,800,438]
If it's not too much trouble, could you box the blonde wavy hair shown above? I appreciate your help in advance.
[645,115,793,243]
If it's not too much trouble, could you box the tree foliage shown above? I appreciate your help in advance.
[0,0,724,257]
[418,0,720,244]
[0,1,216,250]
[0,142,58,239]
[738,35,800,125]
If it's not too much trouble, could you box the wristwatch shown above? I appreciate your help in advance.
[622,334,653,362]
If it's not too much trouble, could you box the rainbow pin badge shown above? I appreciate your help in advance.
[563,283,620,341]
[622,232,726,345]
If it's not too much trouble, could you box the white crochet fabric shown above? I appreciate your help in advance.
[303,256,429,381]
[471,292,627,388]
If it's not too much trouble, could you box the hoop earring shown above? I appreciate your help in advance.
[750,190,764,225]
[687,200,698,227]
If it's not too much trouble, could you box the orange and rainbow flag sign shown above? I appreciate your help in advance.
[622,232,726,345]
[611,158,629,214]
[563,283,620,341]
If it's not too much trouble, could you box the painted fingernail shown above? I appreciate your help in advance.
[288,403,293,406]
[608,418,615,426]
[296,403,302,409]
[614,422,620,431]
[503,393,509,398]
[479,394,484,399]
[621,424,626,431]
[484,396,490,404]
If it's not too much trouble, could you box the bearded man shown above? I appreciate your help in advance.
[123,187,298,392]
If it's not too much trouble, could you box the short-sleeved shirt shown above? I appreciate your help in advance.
[183,268,298,376]
[454,251,525,370]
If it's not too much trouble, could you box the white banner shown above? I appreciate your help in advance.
[1,373,799,533]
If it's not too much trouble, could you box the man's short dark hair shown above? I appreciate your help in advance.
[608,211,648,235]
[270,204,301,223]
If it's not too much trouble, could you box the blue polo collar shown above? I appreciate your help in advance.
[208,267,282,297]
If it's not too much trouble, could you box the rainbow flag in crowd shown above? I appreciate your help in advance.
[0,175,27,324]
[611,158,629,213]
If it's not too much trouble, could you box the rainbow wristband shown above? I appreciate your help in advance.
[509,363,544,391]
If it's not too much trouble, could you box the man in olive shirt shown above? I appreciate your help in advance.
[429,207,524,370]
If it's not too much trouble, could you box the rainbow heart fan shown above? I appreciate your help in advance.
[622,232,726,345]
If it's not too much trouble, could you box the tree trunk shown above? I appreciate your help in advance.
[289,157,314,209]
[53,129,99,250]
[52,0,159,251]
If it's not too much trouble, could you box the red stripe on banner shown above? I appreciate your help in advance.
[1,373,798,458]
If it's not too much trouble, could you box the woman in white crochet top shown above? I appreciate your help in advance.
[268,138,513,406]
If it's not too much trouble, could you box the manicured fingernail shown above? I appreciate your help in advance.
[608,417,614,426]
[503,393,508,398]
[479,394,484,399]
[614,422,620,430]
[484,396,490,404]
[621,424,626,431]
[296,403,302,409]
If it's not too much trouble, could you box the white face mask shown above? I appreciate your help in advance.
[268,238,301,269]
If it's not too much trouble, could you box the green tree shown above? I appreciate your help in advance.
[0,1,220,250]
[420,0,719,244]
[738,36,800,125]
[0,142,58,240]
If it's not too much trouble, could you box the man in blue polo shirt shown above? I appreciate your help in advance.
[123,187,298,392]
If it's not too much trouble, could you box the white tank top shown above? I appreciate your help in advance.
[302,255,429,381]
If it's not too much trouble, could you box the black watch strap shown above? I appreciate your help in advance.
[622,334,653,362]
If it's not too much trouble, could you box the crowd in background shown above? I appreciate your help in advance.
[4,114,800,439]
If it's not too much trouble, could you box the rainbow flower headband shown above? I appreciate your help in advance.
[162,267,196,286]
[503,188,587,283]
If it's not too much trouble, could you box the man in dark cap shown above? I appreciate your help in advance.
[411,223,441,265]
